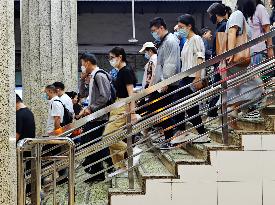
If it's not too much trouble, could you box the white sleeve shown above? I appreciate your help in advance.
[50,102,63,117]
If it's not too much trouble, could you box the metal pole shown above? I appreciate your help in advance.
[132,0,135,39]
[31,147,37,204]
[68,141,75,205]
[35,143,42,205]
[17,148,25,205]
[221,62,229,145]
[127,103,135,190]
[53,160,57,205]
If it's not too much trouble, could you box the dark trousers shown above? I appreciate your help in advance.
[149,85,178,140]
[81,120,112,178]
[174,77,206,135]
[207,73,221,117]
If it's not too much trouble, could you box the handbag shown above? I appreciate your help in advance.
[216,17,251,67]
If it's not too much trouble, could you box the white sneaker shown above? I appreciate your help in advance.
[243,110,261,120]
[170,131,194,145]
[133,146,142,166]
[108,168,127,178]
[193,135,211,143]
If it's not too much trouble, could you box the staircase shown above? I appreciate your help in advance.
[18,30,275,205]
[39,104,275,205]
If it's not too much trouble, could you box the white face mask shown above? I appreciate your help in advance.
[81,66,86,73]
[109,59,118,68]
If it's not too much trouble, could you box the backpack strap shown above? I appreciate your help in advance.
[51,99,65,110]
[93,69,111,88]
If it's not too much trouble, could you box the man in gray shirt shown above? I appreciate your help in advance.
[79,53,113,183]
[149,17,181,149]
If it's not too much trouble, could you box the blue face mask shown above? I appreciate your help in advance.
[43,93,49,101]
[151,31,161,41]
[177,28,189,39]
[144,53,150,60]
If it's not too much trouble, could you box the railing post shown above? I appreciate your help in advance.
[35,143,42,205]
[53,160,57,205]
[68,140,75,205]
[31,147,38,204]
[127,102,135,190]
[221,63,229,145]
[17,147,25,205]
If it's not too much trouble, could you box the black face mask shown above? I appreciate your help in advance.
[210,15,217,24]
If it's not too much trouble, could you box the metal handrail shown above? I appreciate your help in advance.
[17,137,75,205]
[52,29,275,138]
[19,29,275,205]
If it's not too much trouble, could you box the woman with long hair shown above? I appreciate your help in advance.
[225,0,264,128]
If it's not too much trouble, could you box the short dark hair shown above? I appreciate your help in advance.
[66,91,78,99]
[80,52,97,65]
[207,3,227,17]
[145,47,157,54]
[177,14,198,34]
[109,47,127,62]
[53,82,65,90]
[236,0,256,19]
[16,94,22,103]
[45,84,57,93]
[201,27,211,36]
[225,5,232,17]
[149,17,167,29]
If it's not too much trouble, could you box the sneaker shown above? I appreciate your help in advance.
[170,131,194,145]
[192,135,211,143]
[243,110,261,120]
[159,143,174,150]
[152,137,165,144]
[133,146,142,166]
[108,168,128,178]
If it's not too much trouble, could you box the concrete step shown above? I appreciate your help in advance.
[207,128,242,147]
[162,147,206,165]
[182,141,242,163]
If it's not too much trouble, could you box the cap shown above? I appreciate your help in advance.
[139,42,156,53]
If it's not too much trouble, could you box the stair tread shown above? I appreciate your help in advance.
[162,148,206,164]
[138,151,174,178]
[109,176,143,194]
[238,117,265,123]
[192,141,240,151]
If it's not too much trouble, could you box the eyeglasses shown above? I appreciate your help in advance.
[108,56,116,61]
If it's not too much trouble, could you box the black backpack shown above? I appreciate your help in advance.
[53,100,73,127]
[94,70,116,106]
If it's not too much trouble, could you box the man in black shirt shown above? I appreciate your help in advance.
[16,94,36,142]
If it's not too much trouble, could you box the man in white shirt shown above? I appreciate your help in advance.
[44,85,64,134]
[53,82,74,115]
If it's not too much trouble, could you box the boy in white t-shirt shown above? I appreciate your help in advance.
[44,85,64,135]
[53,81,74,115]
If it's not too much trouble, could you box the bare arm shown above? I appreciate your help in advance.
[126,84,136,122]
[53,116,61,130]
[16,133,20,142]
[227,26,238,64]
[262,24,274,58]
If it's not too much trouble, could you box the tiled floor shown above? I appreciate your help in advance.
[112,134,275,205]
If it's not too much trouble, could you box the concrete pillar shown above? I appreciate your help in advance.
[0,0,17,204]
[222,0,237,11]
[21,0,78,135]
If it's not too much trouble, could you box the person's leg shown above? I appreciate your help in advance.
[207,73,221,118]
[109,141,127,169]
[83,121,106,179]
[156,86,176,140]
[103,105,128,169]
[186,103,206,135]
